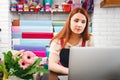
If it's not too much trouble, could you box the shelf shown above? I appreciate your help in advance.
[100,0,120,8]
[10,11,70,14]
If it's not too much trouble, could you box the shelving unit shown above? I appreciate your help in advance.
[10,1,94,71]
[10,11,69,20]
[10,0,69,59]
[10,10,70,13]
[100,0,120,8]
[10,12,67,46]
[10,9,68,71]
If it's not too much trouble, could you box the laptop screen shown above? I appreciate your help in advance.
[68,47,120,80]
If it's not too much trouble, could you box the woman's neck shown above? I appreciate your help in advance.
[68,33,82,46]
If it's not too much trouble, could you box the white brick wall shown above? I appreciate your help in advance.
[0,0,11,60]
[92,0,120,47]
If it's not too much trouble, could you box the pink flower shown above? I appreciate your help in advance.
[22,51,36,64]
[12,50,24,59]
[18,59,30,69]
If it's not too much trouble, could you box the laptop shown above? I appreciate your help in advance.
[68,47,120,80]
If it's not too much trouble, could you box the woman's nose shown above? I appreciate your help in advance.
[77,22,82,27]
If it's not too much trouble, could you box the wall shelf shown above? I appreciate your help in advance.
[100,0,120,8]
[10,11,69,14]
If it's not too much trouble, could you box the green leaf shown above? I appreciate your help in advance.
[7,51,13,58]
[31,58,42,68]
[0,62,9,80]
[20,68,38,77]
[0,63,4,72]
[36,68,49,73]
[21,67,48,77]
[3,52,13,72]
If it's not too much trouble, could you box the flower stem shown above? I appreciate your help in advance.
[3,62,8,80]
[3,71,8,80]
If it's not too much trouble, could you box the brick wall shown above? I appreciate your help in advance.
[92,0,120,47]
[0,0,11,59]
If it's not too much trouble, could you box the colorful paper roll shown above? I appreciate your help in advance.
[12,27,20,32]
[46,47,50,57]
[20,20,52,26]
[52,20,65,26]
[12,39,20,45]
[54,26,63,32]
[32,50,46,57]
[12,20,20,26]
[22,32,53,39]
[20,39,51,46]
[13,45,46,51]
[12,32,21,38]
[12,26,53,32]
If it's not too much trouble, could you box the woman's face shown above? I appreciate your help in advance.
[70,12,87,34]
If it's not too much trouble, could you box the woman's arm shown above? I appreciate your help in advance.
[48,52,68,74]
[48,39,69,74]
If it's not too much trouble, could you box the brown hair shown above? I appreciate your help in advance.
[50,8,90,48]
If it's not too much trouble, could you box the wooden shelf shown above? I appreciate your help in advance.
[100,0,120,8]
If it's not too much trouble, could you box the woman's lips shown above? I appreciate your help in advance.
[76,28,81,31]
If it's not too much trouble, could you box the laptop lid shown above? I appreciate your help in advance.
[68,47,120,80]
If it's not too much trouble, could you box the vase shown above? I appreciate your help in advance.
[7,76,32,80]
[7,76,24,80]
[5,73,37,80]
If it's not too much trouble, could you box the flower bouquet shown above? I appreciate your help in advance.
[0,50,48,80]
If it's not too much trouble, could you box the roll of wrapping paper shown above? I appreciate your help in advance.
[44,64,48,69]
[54,26,63,32]
[20,39,51,46]
[12,27,20,32]
[52,20,65,26]
[32,50,46,57]
[20,25,52,28]
[22,32,53,39]
[12,39,20,45]
[46,47,50,57]
[12,26,53,32]
[20,20,52,26]
[12,19,20,26]
[12,39,51,46]
[13,45,46,51]
[12,32,21,38]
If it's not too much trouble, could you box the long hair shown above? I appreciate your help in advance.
[50,8,90,48]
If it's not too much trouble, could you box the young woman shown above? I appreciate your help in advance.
[48,8,94,75]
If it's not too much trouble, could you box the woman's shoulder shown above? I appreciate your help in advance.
[89,34,94,39]
[86,34,94,46]
[51,38,61,45]
[50,38,62,49]
[50,38,62,55]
